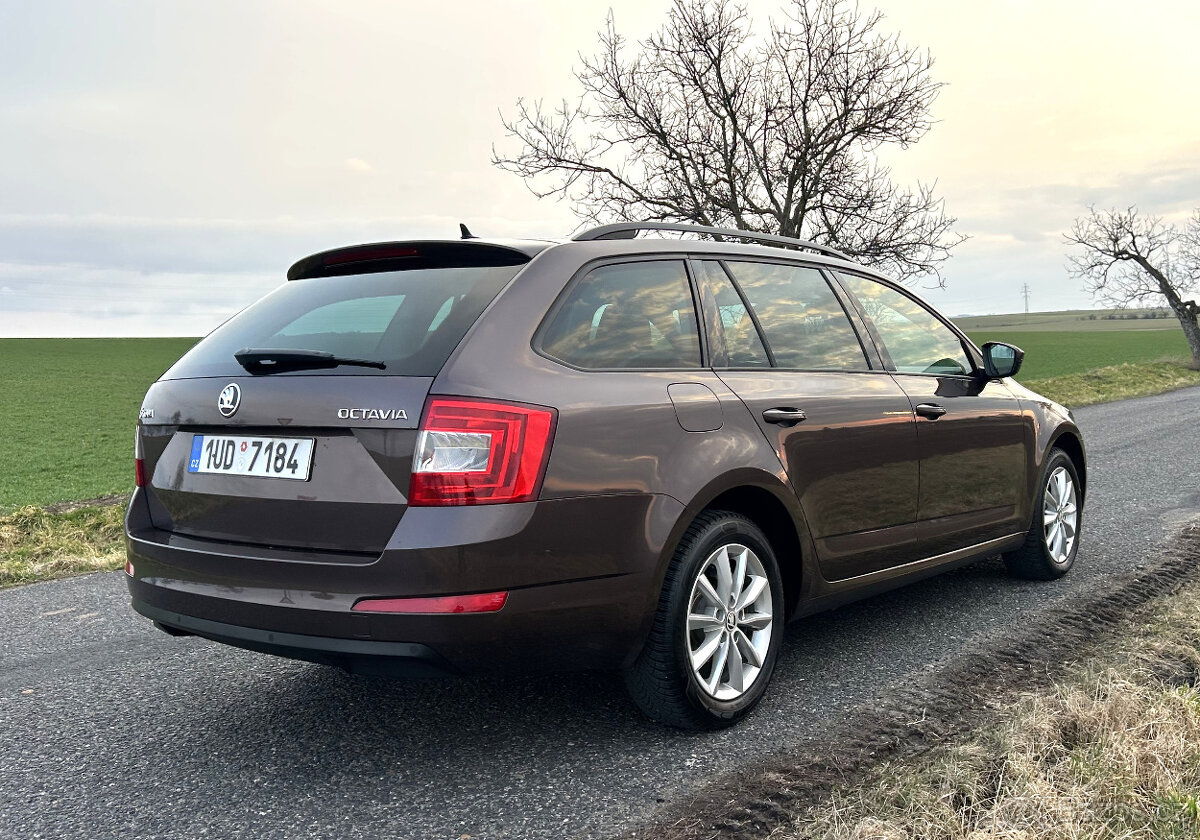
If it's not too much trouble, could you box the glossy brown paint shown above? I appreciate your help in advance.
[126,235,1085,678]
[889,372,1031,557]
[126,489,681,672]
[137,374,428,552]
[1005,378,1088,504]
[715,369,922,579]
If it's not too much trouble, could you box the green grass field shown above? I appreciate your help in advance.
[964,329,1193,379]
[0,338,197,509]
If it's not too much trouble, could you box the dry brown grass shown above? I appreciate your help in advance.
[0,501,127,587]
[776,592,1200,840]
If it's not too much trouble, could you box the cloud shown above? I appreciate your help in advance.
[911,149,1200,315]
[0,208,574,336]
[949,151,1200,232]
[0,261,279,337]
[0,212,486,278]
[344,158,374,173]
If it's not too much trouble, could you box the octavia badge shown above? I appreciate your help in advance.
[218,383,241,417]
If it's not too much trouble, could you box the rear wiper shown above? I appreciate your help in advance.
[234,348,387,374]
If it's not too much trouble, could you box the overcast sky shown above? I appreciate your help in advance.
[1,0,1198,337]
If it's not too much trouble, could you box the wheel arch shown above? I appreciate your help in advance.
[1048,428,1087,502]
[655,470,812,622]
[701,486,805,617]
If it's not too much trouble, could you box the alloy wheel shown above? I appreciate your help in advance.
[1042,465,1078,564]
[686,543,774,701]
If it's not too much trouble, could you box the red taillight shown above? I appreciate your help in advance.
[408,397,556,506]
[134,426,146,487]
[351,591,508,614]
[125,560,135,577]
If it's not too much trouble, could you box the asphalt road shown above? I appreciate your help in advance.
[4,386,1200,840]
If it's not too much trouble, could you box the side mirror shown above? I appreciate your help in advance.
[981,341,1024,379]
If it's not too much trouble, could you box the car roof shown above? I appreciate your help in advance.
[545,235,871,273]
[288,231,882,282]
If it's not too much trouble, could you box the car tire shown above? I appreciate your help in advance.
[624,510,784,730]
[1003,447,1082,580]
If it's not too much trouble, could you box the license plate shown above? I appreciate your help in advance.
[187,435,314,481]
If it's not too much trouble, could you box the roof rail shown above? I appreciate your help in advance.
[572,222,852,261]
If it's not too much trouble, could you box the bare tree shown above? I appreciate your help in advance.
[1067,206,1200,367]
[492,0,964,284]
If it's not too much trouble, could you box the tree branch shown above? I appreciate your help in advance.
[492,0,958,282]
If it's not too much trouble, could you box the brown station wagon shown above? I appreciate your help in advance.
[126,222,1086,729]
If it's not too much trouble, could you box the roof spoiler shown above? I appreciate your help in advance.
[287,241,532,281]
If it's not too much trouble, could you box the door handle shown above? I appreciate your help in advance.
[915,403,947,419]
[763,407,807,425]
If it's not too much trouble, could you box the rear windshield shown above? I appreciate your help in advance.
[162,266,521,379]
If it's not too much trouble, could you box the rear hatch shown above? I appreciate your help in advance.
[135,241,536,556]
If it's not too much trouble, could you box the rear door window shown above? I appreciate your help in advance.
[163,266,520,379]
[540,260,701,369]
[723,261,869,371]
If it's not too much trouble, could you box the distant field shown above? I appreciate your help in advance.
[963,329,1193,380]
[955,308,1177,333]
[0,338,197,509]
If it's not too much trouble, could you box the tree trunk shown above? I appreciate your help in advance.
[1176,307,1200,369]
[1133,254,1200,369]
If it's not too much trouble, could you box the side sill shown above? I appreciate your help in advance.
[793,532,1027,620]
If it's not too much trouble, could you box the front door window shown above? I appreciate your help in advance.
[835,273,972,376]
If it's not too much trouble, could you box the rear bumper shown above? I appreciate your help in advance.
[125,488,683,674]
[132,598,455,677]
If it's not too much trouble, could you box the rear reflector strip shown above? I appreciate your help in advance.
[351,591,508,614]
[135,458,147,488]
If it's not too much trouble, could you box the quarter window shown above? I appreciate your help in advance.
[694,261,770,368]
[540,260,701,369]
[836,273,973,376]
[723,262,868,370]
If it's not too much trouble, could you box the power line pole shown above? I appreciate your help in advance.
[1021,283,1031,315]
